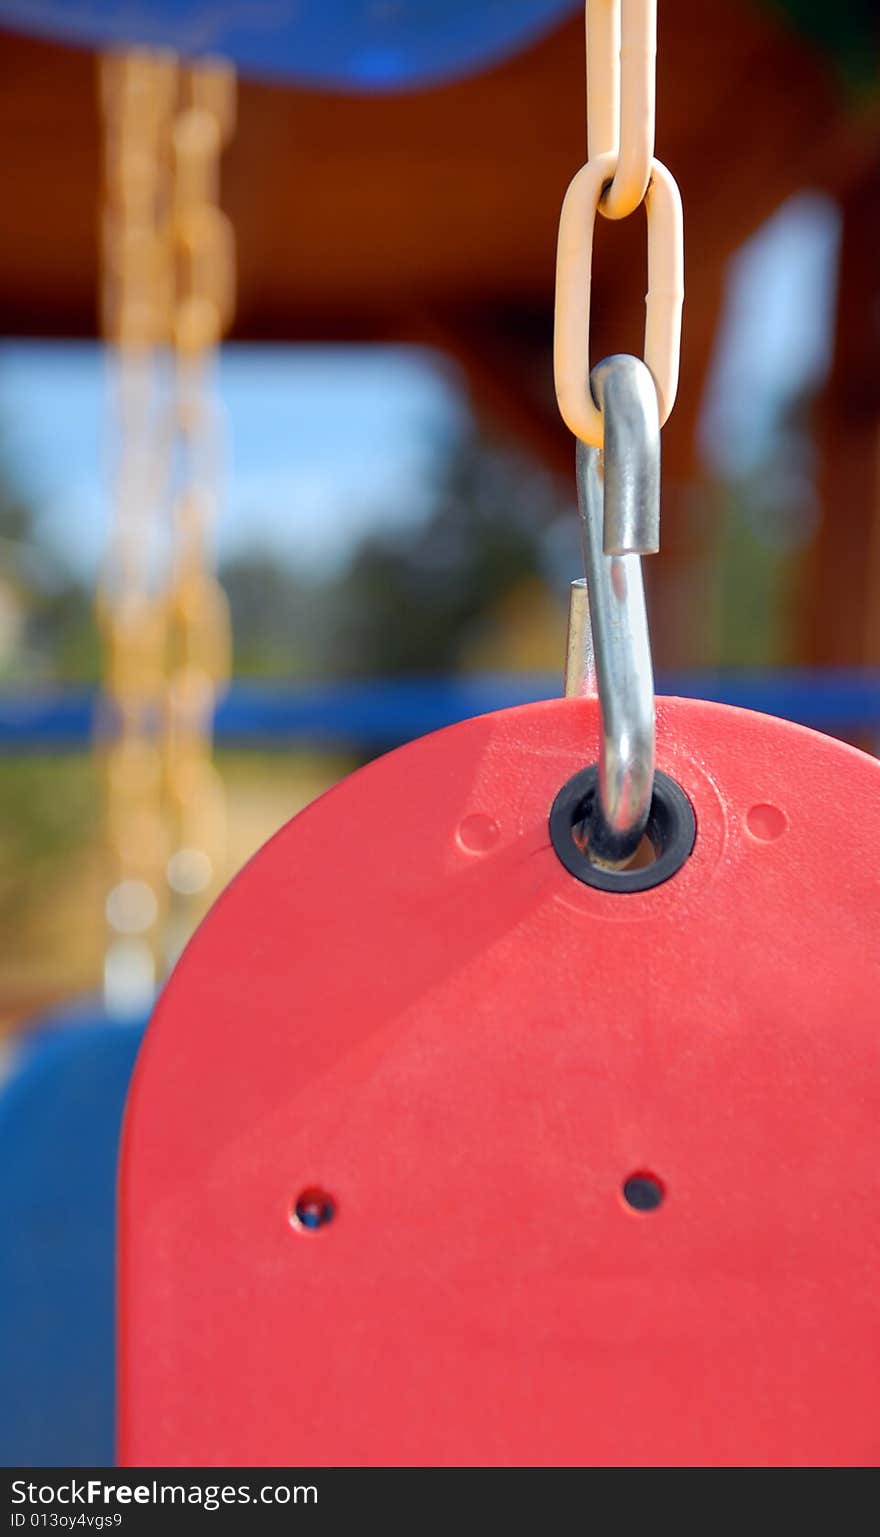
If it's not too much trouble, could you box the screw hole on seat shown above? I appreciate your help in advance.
[291,1188,336,1232]
[622,1172,664,1212]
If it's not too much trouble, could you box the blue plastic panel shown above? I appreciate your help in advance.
[0,1008,145,1466]
[0,2,578,90]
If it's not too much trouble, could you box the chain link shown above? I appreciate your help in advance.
[556,1,683,447]
[586,0,656,218]
[163,59,235,967]
[97,50,235,1012]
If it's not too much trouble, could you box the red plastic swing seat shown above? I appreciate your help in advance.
[118,696,880,1467]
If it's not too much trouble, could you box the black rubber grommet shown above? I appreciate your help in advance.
[549,766,696,893]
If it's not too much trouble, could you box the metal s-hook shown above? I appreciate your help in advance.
[575,354,659,868]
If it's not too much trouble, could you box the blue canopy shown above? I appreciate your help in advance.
[0,1,578,90]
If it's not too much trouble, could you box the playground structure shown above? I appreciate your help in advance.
[0,0,879,1470]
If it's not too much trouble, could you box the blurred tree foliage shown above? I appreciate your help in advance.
[767,1,880,95]
[711,388,818,667]
[0,448,97,684]
[0,403,819,689]
[327,425,562,677]
[0,457,99,946]
[223,555,330,678]
[1,424,564,688]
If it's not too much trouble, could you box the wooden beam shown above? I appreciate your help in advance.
[801,160,880,670]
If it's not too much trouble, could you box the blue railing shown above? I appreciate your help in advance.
[1,670,878,751]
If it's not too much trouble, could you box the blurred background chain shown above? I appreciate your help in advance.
[97,51,235,1014]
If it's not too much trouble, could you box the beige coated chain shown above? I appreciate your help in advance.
[555,1,683,447]
[97,50,235,1010]
[162,59,235,963]
[98,51,177,1012]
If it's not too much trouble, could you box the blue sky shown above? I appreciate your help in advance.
[699,192,840,477]
[0,343,468,580]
